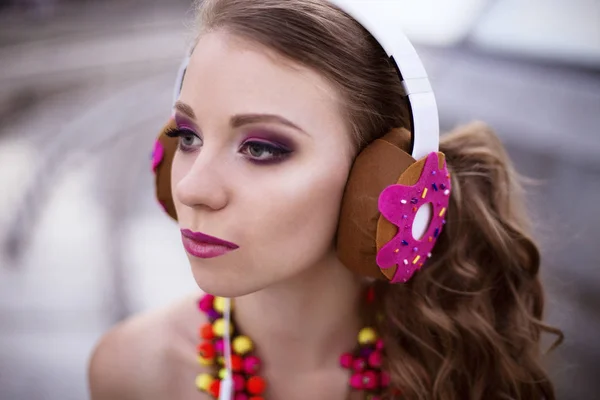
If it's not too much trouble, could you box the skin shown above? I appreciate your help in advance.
[89,31,366,400]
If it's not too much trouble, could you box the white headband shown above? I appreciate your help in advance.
[328,0,440,159]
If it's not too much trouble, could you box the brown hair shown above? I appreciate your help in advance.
[193,1,563,399]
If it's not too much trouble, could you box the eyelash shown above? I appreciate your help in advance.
[165,127,201,153]
[164,128,292,164]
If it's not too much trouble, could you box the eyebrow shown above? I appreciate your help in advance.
[174,101,307,135]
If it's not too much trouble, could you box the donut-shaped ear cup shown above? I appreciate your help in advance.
[336,128,450,283]
[151,124,450,284]
[153,120,179,221]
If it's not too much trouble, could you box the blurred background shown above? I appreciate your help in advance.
[0,0,598,399]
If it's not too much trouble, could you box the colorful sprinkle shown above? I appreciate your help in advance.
[412,255,421,264]
[403,259,409,265]
[433,228,440,238]
[444,189,450,196]
[432,183,438,191]
[411,197,419,204]
[439,207,447,217]
[421,188,428,198]
[400,199,407,204]
[401,240,409,246]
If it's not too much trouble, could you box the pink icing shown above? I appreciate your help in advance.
[151,140,164,172]
[376,152,451,283]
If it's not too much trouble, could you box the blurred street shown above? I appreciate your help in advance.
[0,1,599,399]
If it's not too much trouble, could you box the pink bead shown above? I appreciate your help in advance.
[339,353,353,369]
[362,370,379,391]
[375,338,385,351]
[381,371,391,387]
[214,339,224,354]
[232,374,245,392]
[368,351,382,368]
[198,295,215,312]
[349,372,364,390]
[352,357,367,372]
[243,355,261,375]
[234,393,248,400]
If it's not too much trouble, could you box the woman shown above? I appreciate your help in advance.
[88,0,562,399]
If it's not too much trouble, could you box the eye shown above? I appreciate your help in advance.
[239,140,291,163]
[165,128,202,153]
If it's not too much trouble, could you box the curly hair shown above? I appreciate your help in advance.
[193,1,563,398]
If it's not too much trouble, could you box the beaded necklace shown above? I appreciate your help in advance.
[194,292,391,400]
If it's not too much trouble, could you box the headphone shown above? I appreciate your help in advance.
[151,1,450,398]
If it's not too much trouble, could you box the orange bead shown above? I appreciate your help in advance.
[197,341,215,359]
[208,380,220,398]
[247,376,266,395]
[231,354,243,372]
[199,323,214,340]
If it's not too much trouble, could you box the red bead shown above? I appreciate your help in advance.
[199,323,214,340]
[234,394,248,400]
[231,354,243,372]
[197,342,215,359]
[232,373,245,391]
[243,355,261,375]
[339,352,353,369]
[249,397,265,400]
[381,371,390,387]
[368,351,382,368]
[352,357,367,372]
[349,372,364,390]
[208,379,220,398]
[362,370,379,390]
[246,376,266,395]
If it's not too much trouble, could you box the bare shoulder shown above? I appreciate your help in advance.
[88,292,211,400]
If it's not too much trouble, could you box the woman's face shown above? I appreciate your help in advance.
[171,31,354,297]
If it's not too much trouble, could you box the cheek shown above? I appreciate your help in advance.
[170,153,187,210]
[244,157,352,263]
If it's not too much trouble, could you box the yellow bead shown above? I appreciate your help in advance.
[212,318,233,337]
[358,327,378,345]
[217,356,225,365]
[197,355,213,366]
[218,368,227,379]
[213,297,233,313]
[195,373,214,391]
[232,335,254,355]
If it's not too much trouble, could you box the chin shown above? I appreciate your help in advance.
[188,259,266,298]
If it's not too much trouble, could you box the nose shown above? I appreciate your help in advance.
[174,152,229,212]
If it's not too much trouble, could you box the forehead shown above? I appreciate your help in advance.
[180,31,349,140]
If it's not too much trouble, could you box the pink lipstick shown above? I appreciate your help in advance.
[180,229,239,259]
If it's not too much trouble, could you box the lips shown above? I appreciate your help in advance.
[180,229,239,259]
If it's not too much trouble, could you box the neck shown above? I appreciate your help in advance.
[234,252,365,373]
